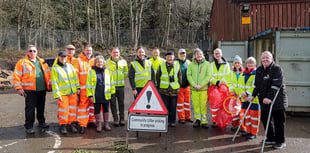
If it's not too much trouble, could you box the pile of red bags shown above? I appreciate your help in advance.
[208,84,241,130]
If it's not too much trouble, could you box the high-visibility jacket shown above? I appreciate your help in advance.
[237,70,259,104]
[210,61,231,85]
[227,70,243,93]
[186,59,212,91]
[130,59,152,88]
[86,69,115,102]
[149,57,165,74]
[51,63,80,99]
[72,53,94,95]
[159,61,180,89]
[106,57,128,87]
[13,55,51,91]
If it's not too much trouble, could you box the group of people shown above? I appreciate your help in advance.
[13,45,287,149]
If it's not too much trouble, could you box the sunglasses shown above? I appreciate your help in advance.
[28,50,37,53]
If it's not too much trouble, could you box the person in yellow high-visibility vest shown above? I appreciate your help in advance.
[156,51,182,127]
[209,48,231,128]
[149,47,165,78]
[187,48,212,128]
[51,51,80,135]
[106,47,128,126]
[129,47,155,99]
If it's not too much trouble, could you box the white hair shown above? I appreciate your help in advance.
[246,56,256,65]
[262,51,273,59]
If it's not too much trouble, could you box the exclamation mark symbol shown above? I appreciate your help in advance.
[146,91,152,109]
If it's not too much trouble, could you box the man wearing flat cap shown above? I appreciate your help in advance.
[51,51,80,135]
[156,51,182,127]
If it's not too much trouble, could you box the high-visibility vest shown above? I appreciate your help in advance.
[13,55,51,91]
[131,60,152,88]
[210,61,231,85]
[51,63,80,99]
[86,69,115,102]
[106,57,128,87]
[228,70,242,92]
[237,70,259,104]
[52,56,76,67]
[149,57,165,74]
[72,53,94,95]
[159,61,180,89]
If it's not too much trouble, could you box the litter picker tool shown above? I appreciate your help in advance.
[232,97,253,142]
[261,85,282,153]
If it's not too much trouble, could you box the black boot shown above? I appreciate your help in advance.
[193,120,201,128]
[67,123,78,133]
[59,124,67,135]
[80,127,86,134]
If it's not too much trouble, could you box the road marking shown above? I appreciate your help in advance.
[46,130,61,153]
[0,139,27,149]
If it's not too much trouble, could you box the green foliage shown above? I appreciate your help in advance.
[114,145,134,153]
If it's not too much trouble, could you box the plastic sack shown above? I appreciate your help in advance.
[208,84,229,109]
[216,108,234,130]
[223,96,242,115]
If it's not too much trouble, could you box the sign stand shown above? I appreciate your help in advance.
[126,81,168,150]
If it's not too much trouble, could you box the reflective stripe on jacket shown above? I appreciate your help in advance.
[72,53,94,95]
[227,70,242,93]
[106,57,128,87]
[130,60,152,88]
[210,61,231,85]
[86,69,115,102]
[13,55,51,91]
[51,63,80,99]
[159,61,180,89]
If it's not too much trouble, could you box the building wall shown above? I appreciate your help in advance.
[209,0,310,49]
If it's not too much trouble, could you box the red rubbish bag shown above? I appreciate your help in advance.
[216,96,242,130]
[208,84,229,109]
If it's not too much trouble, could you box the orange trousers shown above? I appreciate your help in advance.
[231,114,240,127]
[57,94,78,125]
[77,95,95,127]
[177,86,191,120]
[210,105,220,123]
[241,102,261,135]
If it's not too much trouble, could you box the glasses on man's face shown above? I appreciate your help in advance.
[28,50,37,53]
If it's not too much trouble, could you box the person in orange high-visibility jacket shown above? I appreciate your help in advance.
[13,45,51,134]
[71,45,95,134]
[176,49,193,124]
[209,48,231,128]
[237,57,261,140]
[227,55,245,132]
[51,51,80,135]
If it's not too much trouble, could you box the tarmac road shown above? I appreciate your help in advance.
[0,78,310,153]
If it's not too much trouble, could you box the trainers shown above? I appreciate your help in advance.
[170,123,176,127]
[113,120,119,127]
[212,122,218,128]
[246,134,257,139]
[38,123,49,129]
[185,119,194,123]
[193,120,200,128]
[273,142,286,149]
[264,139,276,145]
[178,120,185,124]
[59,125,67,135]
[26,128,35,134]
[201,124,209,129]
[242,132,249,137]
[119,120,125,126]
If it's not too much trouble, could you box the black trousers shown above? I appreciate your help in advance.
[24,91,46,129]
[111,86,125,120]
[261,109,286,143]
[94,102,109,114]
[161,94,177,124]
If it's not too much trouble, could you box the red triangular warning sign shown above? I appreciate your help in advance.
[129,81,167,115]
